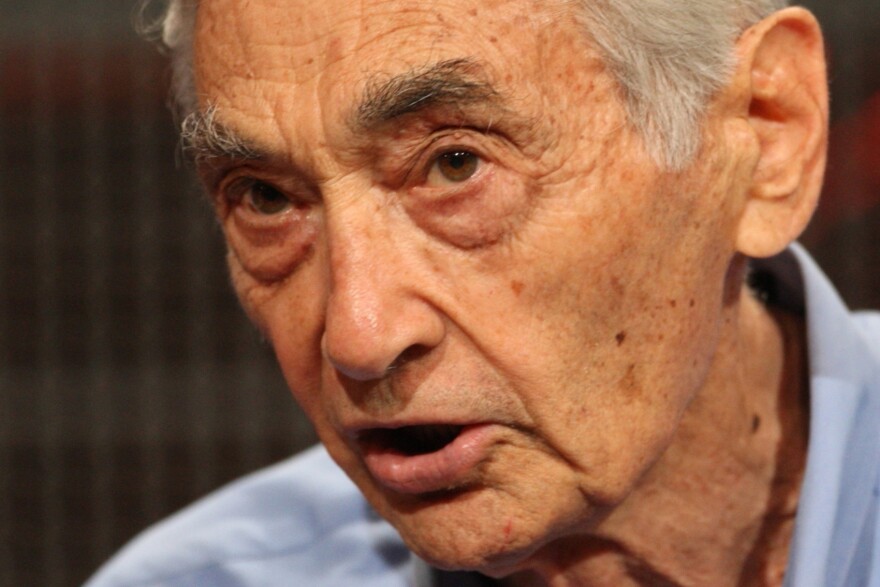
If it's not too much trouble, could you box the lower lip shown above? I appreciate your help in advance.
[360,424,497,495]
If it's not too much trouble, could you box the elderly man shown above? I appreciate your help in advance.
[88,0,880,585]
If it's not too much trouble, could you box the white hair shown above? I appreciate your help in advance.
[144,0,788,170]
[575,0,788,167]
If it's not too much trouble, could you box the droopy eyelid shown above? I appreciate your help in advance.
[420,149,479,187]
[404,130,494,189]
[208,173,304,225]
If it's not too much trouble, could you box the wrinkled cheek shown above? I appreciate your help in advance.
[271,326,327,416]
[226,253,273,333]
[272,341,324,413]
[227,253,329,413]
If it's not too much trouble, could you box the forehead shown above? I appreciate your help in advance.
[194,0,570,68]
[191,0,608,144]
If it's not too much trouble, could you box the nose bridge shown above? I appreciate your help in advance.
[322,188,443,381]
[326,195,391,342]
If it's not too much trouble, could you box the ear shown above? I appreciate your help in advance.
[733,7,829,258]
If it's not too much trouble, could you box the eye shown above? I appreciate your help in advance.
[426,150,480,185]
[241,180,291,215]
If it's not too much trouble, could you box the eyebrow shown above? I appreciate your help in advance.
[181,58,507,165]
[180,105,268,165]
[353,58,503,130]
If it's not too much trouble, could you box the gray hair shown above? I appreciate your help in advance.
[144,0,788,170]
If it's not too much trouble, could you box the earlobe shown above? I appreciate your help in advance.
[734,8,829,258]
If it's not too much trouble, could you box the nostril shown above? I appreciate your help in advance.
[327,361,389,382]
[388,344,432,372]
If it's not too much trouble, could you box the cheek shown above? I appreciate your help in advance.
[228,253,328,409]
[475,182,730,501]
[571,251,727,494]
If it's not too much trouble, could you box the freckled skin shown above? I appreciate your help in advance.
[193,0,821,585]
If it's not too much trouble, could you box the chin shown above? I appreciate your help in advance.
[377,483,585,578]
[406,529,541,577]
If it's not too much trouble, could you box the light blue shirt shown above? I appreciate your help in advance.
[86,246,880,587]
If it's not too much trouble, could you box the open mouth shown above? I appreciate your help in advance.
[357,423,496,494]
[361,424,465,456]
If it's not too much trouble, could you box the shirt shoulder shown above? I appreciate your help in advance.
[85,445,413,587]
[854,311,880,361]
[780,247,880,586]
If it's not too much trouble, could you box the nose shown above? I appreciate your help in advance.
[321,195,445,381]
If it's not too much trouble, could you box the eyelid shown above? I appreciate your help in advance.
[212,167,256,203]
[403,130,490,187]
[224,176,265,203]
[426,149,481,186]
[214,167,317,207]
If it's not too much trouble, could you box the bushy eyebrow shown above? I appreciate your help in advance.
[353,58,504,130]
[180,105,267,165]
[181,59,511,165]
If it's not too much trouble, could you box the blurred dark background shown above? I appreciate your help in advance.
[1,1,878,585]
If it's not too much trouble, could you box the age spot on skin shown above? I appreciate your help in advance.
[609,276,624,297]
[620,363,638,400]
[510,280,525,297]
[752,415,761,433]
[327,36,344,62]
[669,299,677,308]
[615,331,627,346]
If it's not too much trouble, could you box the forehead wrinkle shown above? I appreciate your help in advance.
[352,58,505,131]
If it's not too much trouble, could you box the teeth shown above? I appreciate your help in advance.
[381,425,464,456]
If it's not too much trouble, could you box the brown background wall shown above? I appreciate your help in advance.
[1,1,878,585]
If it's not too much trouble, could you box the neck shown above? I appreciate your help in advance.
[504,286,810,587]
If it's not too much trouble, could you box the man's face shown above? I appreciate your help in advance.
[194,0,747,575]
